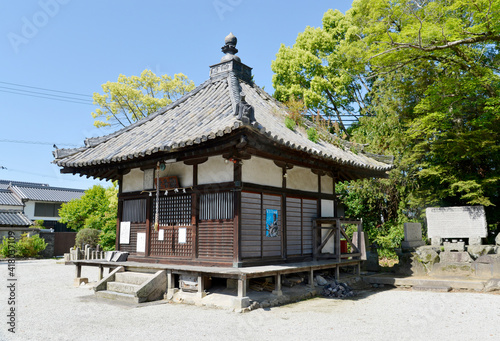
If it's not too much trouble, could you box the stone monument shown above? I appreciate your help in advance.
[401,223,425,250]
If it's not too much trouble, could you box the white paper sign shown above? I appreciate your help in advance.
[158,229,164,241]
[120,221,131,244]
[178,228,187,244]
[136,232,146,253]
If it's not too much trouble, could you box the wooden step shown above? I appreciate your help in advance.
[115,272,154,285]
[107,281,140,295]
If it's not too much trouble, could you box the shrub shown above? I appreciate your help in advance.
[1,233,47,258]
[307,127,319,143]
[285,117,296,131]
[33,219,45,228]
[75,228,101,248]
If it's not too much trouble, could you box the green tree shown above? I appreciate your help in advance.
[59,183,118,250]
[92,69,195,128]
[271,9,369,136]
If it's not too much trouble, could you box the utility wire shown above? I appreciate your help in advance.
[0,139,79,147]
[0,80,92,98]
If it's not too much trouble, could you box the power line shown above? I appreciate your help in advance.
[0,80,92,98]
[0,89,95,106]
[0,139,79,147]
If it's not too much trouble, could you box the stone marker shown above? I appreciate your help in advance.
[111,251,129,262]
[426,206,487,242]
[402,223,425,250]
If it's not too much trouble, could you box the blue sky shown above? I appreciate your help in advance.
[0,0,352,190]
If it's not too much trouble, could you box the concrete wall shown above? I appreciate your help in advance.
[158,162,193,188]
[242,156,282,187]
[198,156,233,185]
[122,168,144,193]
[286,166,318,192]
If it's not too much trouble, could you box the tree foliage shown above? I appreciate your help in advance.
[92,69,195,128]
[273,0,500,244]
[59,184,118,250]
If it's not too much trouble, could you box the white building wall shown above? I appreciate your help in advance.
[321,175,334,194]
[24,201,60,221]
[158,162,193,188]
[198,156,233,185]
[242,156,282,187]
[122,168,144,192]
[286,166,318,192]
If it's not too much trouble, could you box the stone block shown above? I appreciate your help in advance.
[443,241,465,252]
[439,251,472,263]
[467,245,494,260]
[430,262,474,277]
[431,236,442,246]
[362,251,380,272]
[469,236,482,246]
[496,233,500,246]
[416,248,440,265]
[402,240,425,250]
[484,279,500,292]
[105,251,116,261]
[111,251,129,262]
[426,206,487,240]
[395,252,427,276]
[404,223,423,241]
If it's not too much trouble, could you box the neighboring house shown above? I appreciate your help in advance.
[53,34,393,268]
[0,180,84,231]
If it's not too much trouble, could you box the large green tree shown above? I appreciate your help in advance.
[59,184,118,250]
[272,0,500,243]
[92,69,195,128]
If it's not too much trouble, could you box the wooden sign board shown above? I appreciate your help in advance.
[155,176,179,190]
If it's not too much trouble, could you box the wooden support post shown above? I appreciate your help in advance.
[335,265,340,280]
[357,262,361,275]
[238,274,247,298]
[73,264,88,287]
[197,273,206,298]
[335,219,341,262]
[309,268,314,289]
[75,264,81,278]
[98,265,104,280]
[166,270,176,299]
[272,273,283,296]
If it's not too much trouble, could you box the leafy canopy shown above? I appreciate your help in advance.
[92,69,195,128]
[59,183,118,250]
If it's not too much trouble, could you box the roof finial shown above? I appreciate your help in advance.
[221,32,241,63]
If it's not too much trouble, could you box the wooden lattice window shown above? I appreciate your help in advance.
[153,194,191,226]
[122,199,146,223]
[199,192,234,220]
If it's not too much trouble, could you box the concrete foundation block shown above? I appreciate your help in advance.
[431,236,442,246]
[440,251,473,263]
[231,296,250,310]
[469,236,482,246]
[74,277,88,287]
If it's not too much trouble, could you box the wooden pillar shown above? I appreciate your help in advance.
[233,160,242,267]
[75,264,81,278]
[192,164,198,259]
[309,268,314,289]
[98,265,104,280]
[145,193,152,257]
[335,265,340,280]
[281,166,287,260]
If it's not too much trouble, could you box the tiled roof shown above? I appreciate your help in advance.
[54,74,392,173]
[0,210,32,227]
[9,185,84,202]
[0,180,49,188]
[0,189,23,206]
[53,35,393,177]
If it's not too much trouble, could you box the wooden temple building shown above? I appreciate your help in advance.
[54,34,393,307]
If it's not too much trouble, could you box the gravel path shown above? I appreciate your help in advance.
[1,259,499,341]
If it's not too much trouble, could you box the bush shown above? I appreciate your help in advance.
[285,117,296,131]
[1,233,47,258]
[75,228,100,248]
[307,127,319,143]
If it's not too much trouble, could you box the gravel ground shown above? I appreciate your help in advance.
[1,259,500,341]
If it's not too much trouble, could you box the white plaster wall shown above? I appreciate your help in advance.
[321,175,334,194]
[286,166,318,192]
[198,155,233,185]
[242,156,282,187]
[320,199,335,253]
[158,162,193,188]
[122,168,144,193]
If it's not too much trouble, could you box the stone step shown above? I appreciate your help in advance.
[412,286,452,292]
[95,290,142,303]
[364,275,487,290]
[115,272,154,285]
[107,281,140,295]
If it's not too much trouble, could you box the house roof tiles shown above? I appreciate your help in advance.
[0,210,32,227]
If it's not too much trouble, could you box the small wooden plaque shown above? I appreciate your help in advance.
[156,176,179,190]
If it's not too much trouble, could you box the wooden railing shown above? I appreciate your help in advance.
[312,218,366,262]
